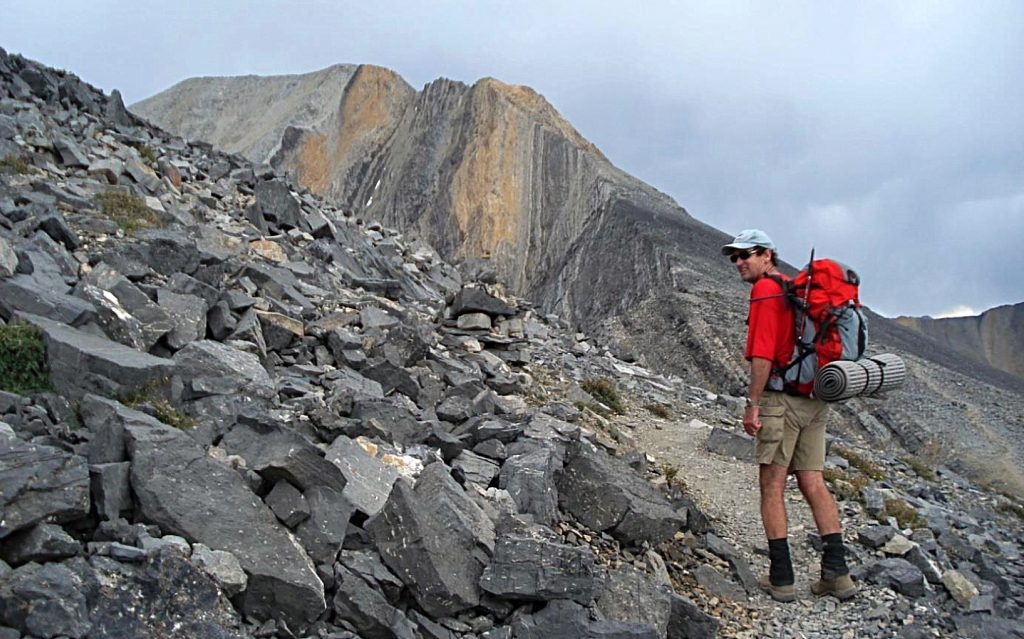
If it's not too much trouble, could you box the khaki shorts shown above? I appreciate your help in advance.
[756,391,829,471]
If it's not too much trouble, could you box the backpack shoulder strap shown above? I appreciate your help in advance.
[750,273,790,302]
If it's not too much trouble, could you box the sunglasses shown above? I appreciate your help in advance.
[729,248,763,263]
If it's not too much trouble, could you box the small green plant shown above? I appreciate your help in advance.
[139,145,157,163]
[996,500,1024,524]
[879,498,925,529]
[661,462,686,490]
[122,381,195,430]
[94,191,162,233]
[580,377,626,415]
[0,323,53,394]
[823,467,869,502]
[645,403,672,419]
[0,155,30,174]
[151,398,196,430]
[899,456,936,482]
[833,445,885,481]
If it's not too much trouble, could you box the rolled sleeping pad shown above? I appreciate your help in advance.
[813,353,906,402]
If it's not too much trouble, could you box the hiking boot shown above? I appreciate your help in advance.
[758,575,796,602]
[810,573,857,600]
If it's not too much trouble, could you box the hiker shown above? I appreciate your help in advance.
[722,229,857,602]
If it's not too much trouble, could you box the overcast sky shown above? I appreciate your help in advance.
[3,1,1022,317]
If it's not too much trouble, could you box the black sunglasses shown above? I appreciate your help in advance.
[729,247,763,263]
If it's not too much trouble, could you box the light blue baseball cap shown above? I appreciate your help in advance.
[721,229,776,255]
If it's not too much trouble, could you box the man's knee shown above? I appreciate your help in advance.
[795,470,827,495]
[760,464,788,494]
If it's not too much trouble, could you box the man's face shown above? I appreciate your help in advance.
[729,247,773,283]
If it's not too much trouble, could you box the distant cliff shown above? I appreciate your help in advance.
[894,303,1024,378]
[134,65,756,385]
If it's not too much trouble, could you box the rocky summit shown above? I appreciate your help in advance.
[1,48,1023,639]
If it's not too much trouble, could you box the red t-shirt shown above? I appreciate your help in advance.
[745,275,795,369]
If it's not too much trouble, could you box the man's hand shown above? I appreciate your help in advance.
[743,405,761,436]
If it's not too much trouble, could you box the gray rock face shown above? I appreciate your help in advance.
[859,558,927,598]
[325,435,400,517]
[0,436,90,538]
[220,412,347,493]
[705,427,755,463]
[0,561,90,638]
[294,486,354,565]
[497,444,562,525]
[123,417,326,630]
[172,340,275,400]
[479,533,597,603]
[18,313,175,400]
[332,564,418,639]
[596,565,674,639]
[367,462,495,617]
[0,523,80,566]
[558,441,686,546]
[75,553,246,639]
[511,598,660,639]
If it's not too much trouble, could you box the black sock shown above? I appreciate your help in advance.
[768,537,794,585]
[821,532,849,577]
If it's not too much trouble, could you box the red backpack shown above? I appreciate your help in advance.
[766,253,868,396]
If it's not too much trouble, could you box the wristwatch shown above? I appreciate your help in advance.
[744,397,757,408]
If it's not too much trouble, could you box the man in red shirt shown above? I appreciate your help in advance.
[722,229,856,603]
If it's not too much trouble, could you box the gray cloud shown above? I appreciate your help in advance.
[2,0,1021,316]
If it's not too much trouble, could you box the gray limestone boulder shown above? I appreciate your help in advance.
[325,435,401,517]
[510,599,659,639]
[332,564,418,639]
[191,543,249,597]
[453,450,501,488]
[859,558,927,598]
[705,427,755,463]
[294,486,355,565]
[0,561,90,638]
[558,441,686,547]
[255,178,303,230]
[497,444,562,526]
[74,552,246,639]
[451,287,515,318]
[172,339,275,400]
[157,288,208,350]
[366,462,495,617]
[18,313,175,400]
[596,565,674,639]
[0,436,90,538]
[0,274,94,325]
[219,411,347,493]
[667,593,720,639]
[89,461,132,521]
[479,533,597,603]
[0,523,80,566]
[123,416,326,630]
[135,229,201,276]
[265,480,311,527]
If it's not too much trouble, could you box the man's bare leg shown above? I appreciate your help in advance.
[795,470,841,536]
[759,463,790,538]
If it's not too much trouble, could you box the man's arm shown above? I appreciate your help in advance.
[743,356,772,435]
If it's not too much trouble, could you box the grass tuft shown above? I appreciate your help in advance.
[899,456,936,482]
[0,155,31,174]
[0,323,53,394]
[121,381,195,430]
[645,403,672,419]
[580,377,626,415]
[833,445,885,481]
[879,498,925,529]
[94,191,163,233]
